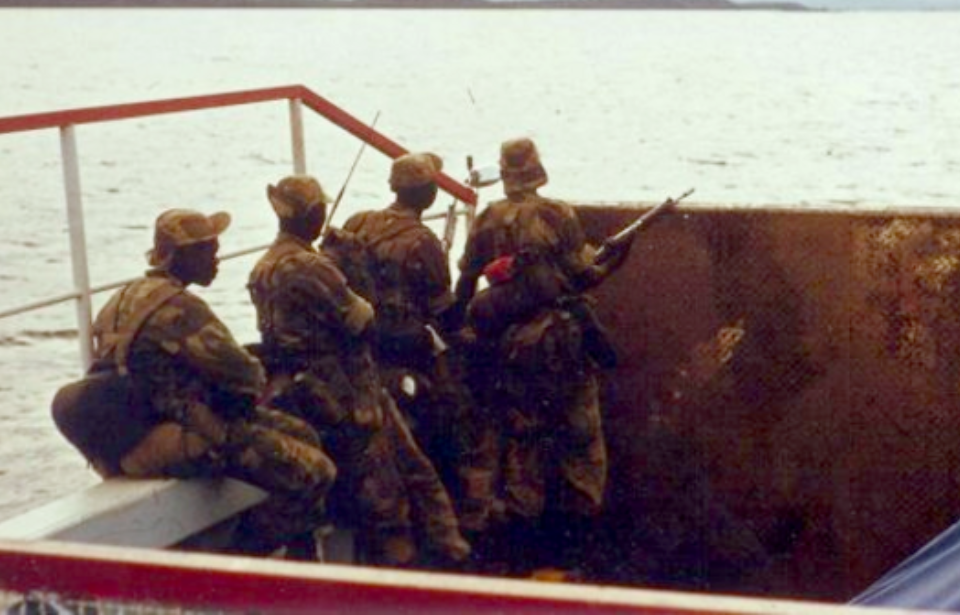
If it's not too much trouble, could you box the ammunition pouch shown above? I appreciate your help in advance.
[558,296,619,370]
[51,364,159,477]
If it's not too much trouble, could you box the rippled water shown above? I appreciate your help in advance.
[1,8,959,521]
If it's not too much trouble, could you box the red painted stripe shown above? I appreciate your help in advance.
[0,541,780,615]
[299,89,477,206]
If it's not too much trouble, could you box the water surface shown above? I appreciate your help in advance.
[1,8,958,520]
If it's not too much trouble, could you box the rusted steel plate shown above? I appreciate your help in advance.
[577,204,960,601]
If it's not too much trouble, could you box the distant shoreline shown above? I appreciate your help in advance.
[0,0,813,10]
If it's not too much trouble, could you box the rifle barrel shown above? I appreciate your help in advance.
[610,188,694,243]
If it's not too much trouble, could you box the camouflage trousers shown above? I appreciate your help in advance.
[119,403,336,556]
[467,309,608,522]
[499,374,607,520]
[383,396,470,566]
[266,367,469,567]
[382,353,498,538]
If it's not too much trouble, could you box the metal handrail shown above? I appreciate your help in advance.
[0,85,477,205]
[0,85,477,369]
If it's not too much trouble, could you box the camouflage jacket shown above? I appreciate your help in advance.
[248,233,383,430]
[92,270,265,422]
[248,232,374,358]
[344,204,454,330]
[459,193,593,294]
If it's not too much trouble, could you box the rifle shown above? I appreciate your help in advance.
[594,188,693,266]
[322,110,381,235]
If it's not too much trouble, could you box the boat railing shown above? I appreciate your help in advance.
[0,85,478,370]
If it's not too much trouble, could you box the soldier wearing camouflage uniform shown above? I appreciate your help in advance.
[248,175,469,568]
[92,209,336,559]
[342,154,496,532]
[455,137,631,574]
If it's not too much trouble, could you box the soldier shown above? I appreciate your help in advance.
[341,153,495,531]
[454,137,632,575]
[248,174,469,568]
[90,208,337,559]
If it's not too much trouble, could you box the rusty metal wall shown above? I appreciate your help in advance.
[576,204,960,601]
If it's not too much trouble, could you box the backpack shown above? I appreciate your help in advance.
[51,282,182,476]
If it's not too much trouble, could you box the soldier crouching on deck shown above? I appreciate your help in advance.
[454,137,632,576]
[248,175,469,568]
[88,208,336,560]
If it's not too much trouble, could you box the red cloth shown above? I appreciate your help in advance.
[483,255,516,285]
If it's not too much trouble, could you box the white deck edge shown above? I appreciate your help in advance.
[0,478,266,548]
[0,539,935,615]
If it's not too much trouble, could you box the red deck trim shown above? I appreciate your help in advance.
[0,540,868,615]
[0,84,476,206]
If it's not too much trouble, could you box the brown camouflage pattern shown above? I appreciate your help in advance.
[147,209,230,269]
[499,137,548,194]
[92,270,336,553]
[458,193,608,523]
[344,204,455,325]
[459,194,594,291]
[248,232,469,566]
[344,204,496,537]
[389,152,443,191]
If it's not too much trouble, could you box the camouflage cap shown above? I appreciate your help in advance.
[268,175,329,220]
[147,208,231,268]
[500,137,548,194]
[389,152,443,191]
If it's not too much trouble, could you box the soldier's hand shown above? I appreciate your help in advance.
[597,233,635,270]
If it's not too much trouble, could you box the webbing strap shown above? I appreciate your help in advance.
[103,282,184,376]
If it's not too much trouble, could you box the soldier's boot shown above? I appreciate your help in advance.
[362,530,417,568]
[284,530,320,562]
[227,505,287,558]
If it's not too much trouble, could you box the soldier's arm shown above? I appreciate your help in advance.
[291,254,374,337]
[552,202,623,292]
[454,211,493,307]
[341,211,367,235]
[411,234,456,322]
[148,294,265,396]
